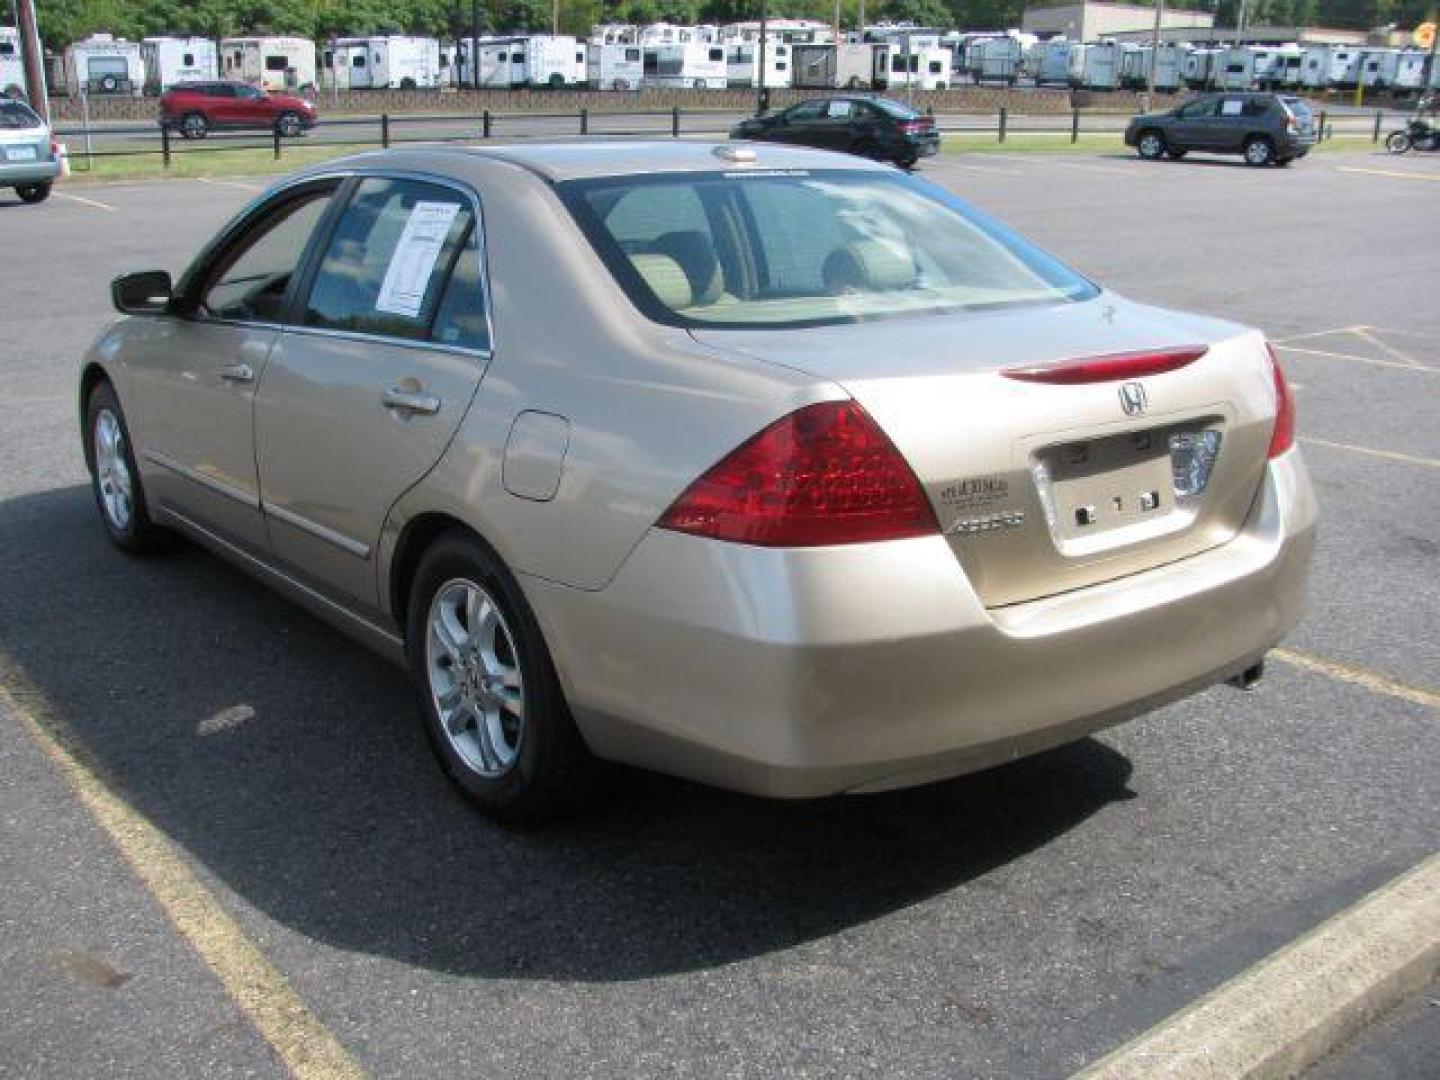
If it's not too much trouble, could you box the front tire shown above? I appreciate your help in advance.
[180,112,209,139]
[275,111,303,138]
[406,531,593,821]
[16,181,51,203]
[85,381,171,553]
[1243,135,1275,166]
[1136,129,1166,160]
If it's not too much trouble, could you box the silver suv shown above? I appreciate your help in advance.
[0,99,59,203]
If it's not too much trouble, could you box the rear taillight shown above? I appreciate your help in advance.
[1002,345,1208,384]
[1266,343,1295,458]
[657,400,938,547]
[899,119,932,134]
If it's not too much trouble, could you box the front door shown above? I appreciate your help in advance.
[126,181,340,549]
[254,175,491,607]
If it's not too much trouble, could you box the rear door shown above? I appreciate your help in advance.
[254,174,491,606]
[1214,96,1250,150]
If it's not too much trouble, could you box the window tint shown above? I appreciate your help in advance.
[0,100,41,128]
[1241,98,1271,118]
[785,99,826,121]
[303,177,475,343]
[1177,98,1217,119]
[203,187,335,323]
[826,99,854,118]
[430,237,490,351]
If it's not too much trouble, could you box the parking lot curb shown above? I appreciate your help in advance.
[1073,851,1440,1079]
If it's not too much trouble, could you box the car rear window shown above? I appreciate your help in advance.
[559,170,1097,330]
[1282,97,1313,119]
[870,98,920,119]
[0,101,41,129]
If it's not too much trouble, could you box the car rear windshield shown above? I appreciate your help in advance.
[558,170,1097,329]
[1281,97,1313,119]
[870,98,921,120]
[0,101,41,129]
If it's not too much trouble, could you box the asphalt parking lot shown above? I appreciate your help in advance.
[1,148,1437,1078]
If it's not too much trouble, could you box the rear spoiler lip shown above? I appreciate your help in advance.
[1001,344,1209,385]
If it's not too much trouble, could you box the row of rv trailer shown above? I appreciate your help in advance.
[4,24,1439,99]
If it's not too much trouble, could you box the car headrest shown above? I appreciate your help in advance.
[629,253,693,311]
[652,230,725,306]
[822,239,918,294]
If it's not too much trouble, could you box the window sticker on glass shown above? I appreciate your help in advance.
[376,201,463,318]
[1220,99,1244,116]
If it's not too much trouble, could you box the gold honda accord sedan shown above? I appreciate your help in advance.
[81,142,1316,819]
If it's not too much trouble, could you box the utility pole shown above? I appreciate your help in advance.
[1147,0,1163,96]
[756,0,768,115]
[15,0,47,122]
[552,0,559,37]
[471,0,481,88]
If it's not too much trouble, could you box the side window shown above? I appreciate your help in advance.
[303,177,476,343]
[786,99,825,121]
[826,99,854,119]
[201,186,336,323]
[1178,98,1217,119]
[1241,98,1271,118]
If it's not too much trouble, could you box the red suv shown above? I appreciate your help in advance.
[159,81,318,140]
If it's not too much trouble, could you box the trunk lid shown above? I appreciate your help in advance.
[691,295,1276,607]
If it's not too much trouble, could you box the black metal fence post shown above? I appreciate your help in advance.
[672,105,680,138]
[1373,109,1383,142]
[999,106,1008,143]
[580,106,589,135]
[381,112,390,148]
[272,124,281,160]
[161,124,171,169]
[1071,108,1080,143]
[1318,109,1328,141]
[482,109,491,139]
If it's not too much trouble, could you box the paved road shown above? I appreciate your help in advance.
[1,149,1437,1078]
[52,104,1387,158]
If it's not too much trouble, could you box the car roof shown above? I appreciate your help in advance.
[312,140,894,183]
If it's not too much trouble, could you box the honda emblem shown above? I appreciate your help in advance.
[1119,382,1148,416]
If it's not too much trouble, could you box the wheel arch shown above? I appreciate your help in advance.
[78,361,117,470]
[387,511,497,636]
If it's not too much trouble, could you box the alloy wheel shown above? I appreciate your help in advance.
[93,408,133,532]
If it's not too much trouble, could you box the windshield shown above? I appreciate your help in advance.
[0,101,41,129]
[559,170,1097,329]
[870,98,921,119]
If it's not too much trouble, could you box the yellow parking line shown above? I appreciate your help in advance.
[52,190,115,211]
[1349,328,1425,368]
[1299,437,1440,470]
[1337,165,1440,182]
[1272,648,1440,711]
[0,656,366,1080]
[1274,344,1435,373]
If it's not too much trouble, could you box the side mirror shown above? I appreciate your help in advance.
[111,270,173,316]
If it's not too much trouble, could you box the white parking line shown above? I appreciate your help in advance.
[197,177,262,192]
[1350,327,1425,368]
[948,163,1024,175]
[1337,166,1440,183]
[1300,437,1440,470]
[1275,344,1436,373]
[52,190,115,212]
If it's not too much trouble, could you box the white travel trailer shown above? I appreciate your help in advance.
[1077,41,1122,90]
[1300,45,1359,89]
[456,35,584,88]
[1392,50,1440,93]
[790,41,883,89]
[724,40,793,88]
[221,37,317,92]
[1183,47,1221,89]
[526,36,587,86]
[329,36,440,90]
[142,37,217,93]
[63,34,144,96]
[720,20,833,45]
[1269,44,1305,88]
[1118,42,1183,91]
[642,41,728,89]
[1356,49,1399,90]
[877,37,952,90]
[587,42,644,89]
[1027,39,1078,87]
[591,24,638,46]
[1,26,25,98]
[966,36,1022,85]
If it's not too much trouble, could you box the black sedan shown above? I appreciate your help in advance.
[730,96,940,168]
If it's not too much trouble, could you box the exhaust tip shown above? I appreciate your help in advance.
[1227,660,1266,692]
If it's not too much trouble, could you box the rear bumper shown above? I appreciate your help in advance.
[0,159,60,186]
[523,449,1317,798]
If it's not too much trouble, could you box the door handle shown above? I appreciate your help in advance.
[219,363,254,383]
[381,387,442,416]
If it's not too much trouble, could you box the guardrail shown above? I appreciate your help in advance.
[50,105,1380,173]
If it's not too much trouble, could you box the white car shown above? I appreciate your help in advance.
[0,98,60,203]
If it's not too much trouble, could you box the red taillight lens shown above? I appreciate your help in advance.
[1002,345,1208,384]
[1266,343,1295,458]
[657,400,938,547]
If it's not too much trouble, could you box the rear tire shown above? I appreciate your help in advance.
[85,381,172,554]
[180,112,209,139]
[1385,130,1412,153]
[1136,129,1166,160]
[275,111,303,138]
[1243,135,1275,166]
[16,181,51,203]
[406,531,594,822]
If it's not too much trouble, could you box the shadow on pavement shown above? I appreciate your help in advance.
[0,484,1136,981]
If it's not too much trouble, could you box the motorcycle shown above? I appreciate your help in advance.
[1387,98,1440,154]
